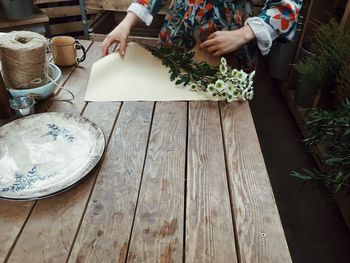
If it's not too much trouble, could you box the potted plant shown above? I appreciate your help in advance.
[293,41,317,108]
[294,20,350,109]
[292,59,350,228]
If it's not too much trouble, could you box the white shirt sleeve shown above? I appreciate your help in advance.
[245,17,279,56]
[127,3,154,26]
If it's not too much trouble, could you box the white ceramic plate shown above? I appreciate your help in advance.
[0,112,105,200]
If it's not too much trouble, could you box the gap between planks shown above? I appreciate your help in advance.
[1,40,93,263]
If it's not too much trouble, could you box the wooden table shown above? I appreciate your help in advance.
[0,40,291,263]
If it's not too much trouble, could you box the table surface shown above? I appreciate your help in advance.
[0,40,291,263]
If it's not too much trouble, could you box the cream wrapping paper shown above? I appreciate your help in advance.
[85,42,220,102]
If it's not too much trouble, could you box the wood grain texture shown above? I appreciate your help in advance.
[6,41,121,263]
[186,101,237,263]
[47,41,101,113]
[0,40,93,262]
[0,201,33,262]
[34,0,75,4]
[41,6,100,19]
[36,40,92,113]
[219,102,291,263]
[50,20,94,35]
[68,101,154,263]
[127,102,187,263]
[0,7,48,29]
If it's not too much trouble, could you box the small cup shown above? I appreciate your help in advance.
[50,36,86,67]
[9,96,35,117]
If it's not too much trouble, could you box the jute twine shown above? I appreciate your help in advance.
[0,31,47,89]
[0,31,75,110]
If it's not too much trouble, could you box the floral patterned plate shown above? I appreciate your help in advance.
[0,112,105,200]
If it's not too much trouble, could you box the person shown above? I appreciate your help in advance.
[101,0,302,71]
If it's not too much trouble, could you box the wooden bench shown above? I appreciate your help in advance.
[0,39,291,262]
[0,7,50,35]
[33,0,102,37]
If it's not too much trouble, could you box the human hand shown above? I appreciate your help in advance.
[200,25,255,56]
[101,12,140,56]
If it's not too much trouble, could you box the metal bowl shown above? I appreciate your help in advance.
[9,96,35,116]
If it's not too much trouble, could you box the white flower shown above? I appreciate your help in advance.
[189,82,198,91]
[231,69,238,77]
[232,88,241,100]
[226,93,234,103]
[219,63,228,76]
[246,90,254,100]
[239,82,247,91]
[242,88,250,99]
[220,57,227,66]
[226,82,234,94]
[215,79,226,92]
[237,70,248,81]
[248,80,254,88]
[249,71,256,81]
[207,83,216,96]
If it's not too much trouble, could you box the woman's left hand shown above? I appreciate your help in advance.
[200,25,256,56]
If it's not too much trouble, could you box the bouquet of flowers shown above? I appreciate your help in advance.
[141,43,255,102]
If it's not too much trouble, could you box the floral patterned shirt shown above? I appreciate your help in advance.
[129,0,303,71]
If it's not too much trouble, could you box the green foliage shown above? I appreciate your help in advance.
[295,20,350,108]
[336,59,350,103]
[139,43,218,91]
[292,100,350,193]
[139,42,256,102]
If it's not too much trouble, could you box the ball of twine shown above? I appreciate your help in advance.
[0,31,47,89]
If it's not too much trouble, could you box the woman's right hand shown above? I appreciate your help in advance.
[101,12,141,56]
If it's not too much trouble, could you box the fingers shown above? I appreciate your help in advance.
[102,36,114,56]
[200,38,216,49]
[213,50,224,56]
[119,38,127,57]
[206,45,218,53]
[207,32,216,40]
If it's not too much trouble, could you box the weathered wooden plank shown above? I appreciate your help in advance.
[6,43,121,263]
[186,101,237,263]
[7,103,121,263]
[50,20,94,35]
[41,6,100,19]
[46,41,100,113]
[219,102,292,263]
[68,101,154,263]
[0,40,92,262]
[0,7,48,30]
[0,201,33,263]
[127,102,187,262]
[34,0,75,4]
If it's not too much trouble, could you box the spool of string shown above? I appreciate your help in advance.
[0,31,47,89]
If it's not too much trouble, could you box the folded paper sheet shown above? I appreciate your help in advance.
[85,42,219,102]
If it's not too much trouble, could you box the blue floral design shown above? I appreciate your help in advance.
[43,123,75,142]
[1,166,57,193]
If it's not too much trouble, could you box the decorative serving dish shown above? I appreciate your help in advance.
[0,112,105,200]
